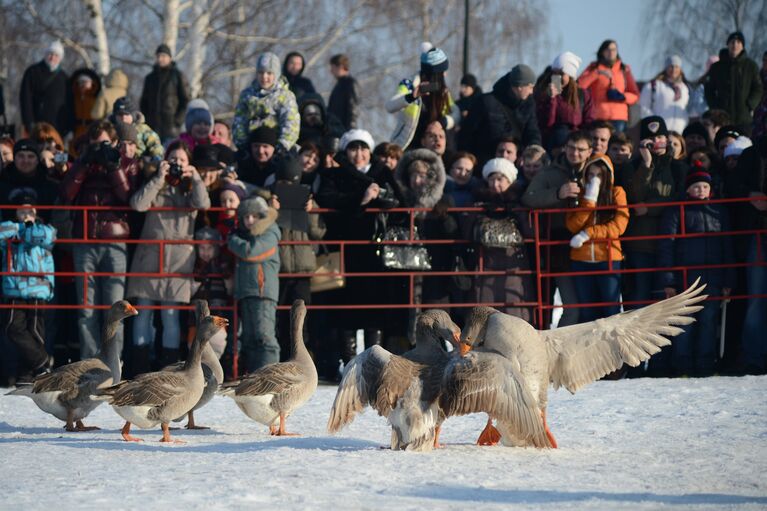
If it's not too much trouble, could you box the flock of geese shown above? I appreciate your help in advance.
[6,280,707,450]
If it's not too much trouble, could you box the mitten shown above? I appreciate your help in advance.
[570,230,590,248]
[583,176,601,202]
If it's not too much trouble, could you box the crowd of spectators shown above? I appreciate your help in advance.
[1,31,766,385]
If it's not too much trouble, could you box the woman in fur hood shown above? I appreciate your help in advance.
[395,148,460,307]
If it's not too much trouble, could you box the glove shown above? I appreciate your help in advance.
[570,230,590,248]
[583,176,601,202]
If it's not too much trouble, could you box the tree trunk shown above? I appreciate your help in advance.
[188,1,209,98]
[163,0,181,56]
[83,0,110,76]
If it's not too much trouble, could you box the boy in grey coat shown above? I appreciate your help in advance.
[228,196,281,372]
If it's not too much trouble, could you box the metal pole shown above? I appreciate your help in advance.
[463,0,470,76]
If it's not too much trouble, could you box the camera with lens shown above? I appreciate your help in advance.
[87,141,121,169]
[166,161,184,186]
[53,151,69,165]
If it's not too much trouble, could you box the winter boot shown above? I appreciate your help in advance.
[340,330,357,364]
[128,345,151,378]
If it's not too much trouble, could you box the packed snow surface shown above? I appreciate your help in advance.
[1,377,766,510]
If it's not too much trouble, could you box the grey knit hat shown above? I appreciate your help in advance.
[256,52,281,79]
[509,64,536,86]
[238,196,269,219]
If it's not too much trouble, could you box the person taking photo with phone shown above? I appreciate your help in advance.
[535,52,595,153]
[386,42,461,151]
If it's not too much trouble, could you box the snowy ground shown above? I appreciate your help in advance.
[1,377,766,511]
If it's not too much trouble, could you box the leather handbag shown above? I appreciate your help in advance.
[310,247,345,293]
[474,215,524,249]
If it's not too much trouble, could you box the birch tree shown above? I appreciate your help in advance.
[83,0,110,76]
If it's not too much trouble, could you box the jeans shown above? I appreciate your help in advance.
[741,235,767,370]
[624,251,658,310]
[132,298,182,349]
[239,297,279,372]
[555,275,580,327]
[609,120,627,133]
[572,260,622,322]
[672,296,720,376]
[73,243,127,359]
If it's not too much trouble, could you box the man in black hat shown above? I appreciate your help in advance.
[236,126,280,188]
[459,63,542,163]
[705,31,763,135]
[456,73,482,118]
[139,43,190,142]
[0,140,58,222]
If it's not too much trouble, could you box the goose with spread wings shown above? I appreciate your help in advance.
[461,279,707,448]
[327,309,550,451]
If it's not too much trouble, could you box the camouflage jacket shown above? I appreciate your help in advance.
[135,121,164,159]
[232,77,300,151]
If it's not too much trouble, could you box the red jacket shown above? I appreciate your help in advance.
[577,60,639,122]
[60,156,140,240]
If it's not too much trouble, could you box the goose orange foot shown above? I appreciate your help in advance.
[273,413,299,436]
[542,410,558,449]
[476,417,501,446]
[160,423,185,444]
[433,425,444,449]
[184,412,210,430]
[121,422,143,442]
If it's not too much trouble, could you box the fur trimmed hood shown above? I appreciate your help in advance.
[394,148,446,210]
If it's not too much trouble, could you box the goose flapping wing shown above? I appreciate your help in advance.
[542,279,707,394]
[327,345,420,433]
[105,371,190,407]
[439,351,551,448]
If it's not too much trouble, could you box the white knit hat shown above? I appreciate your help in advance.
[482,158,518,184]
[723,136,753,159]
[47,40,65,59]
[551,51,582,78]
[340,129,375,151]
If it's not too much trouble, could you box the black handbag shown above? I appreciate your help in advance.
[374,214,432,271]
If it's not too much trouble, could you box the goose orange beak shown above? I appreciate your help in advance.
[212,316,229,329]
[452,331,461,347]
[459,341,472,356]
[125,303,138,316]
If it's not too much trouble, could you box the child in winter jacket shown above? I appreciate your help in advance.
[656,170,734,376]
[566,154,629,321]
[227,196,281,372]
[0,201,56,382]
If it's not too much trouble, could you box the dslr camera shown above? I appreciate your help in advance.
[87,140,121,168]
[166,161,184,186]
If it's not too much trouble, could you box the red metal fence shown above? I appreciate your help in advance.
[1,198,765,377]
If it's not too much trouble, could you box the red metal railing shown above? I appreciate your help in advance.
[1,198,765,377]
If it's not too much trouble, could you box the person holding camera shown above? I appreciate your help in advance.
[535,52,595,152]
[126,140,211,374]
[0,192,56,383]
[386,42,461,151]
[622,116,686,322]
[60,120,140,359]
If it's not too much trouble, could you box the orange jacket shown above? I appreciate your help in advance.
[566,185,629,263]
[577,59,639,122]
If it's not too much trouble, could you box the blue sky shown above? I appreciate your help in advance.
[538,0,649,78]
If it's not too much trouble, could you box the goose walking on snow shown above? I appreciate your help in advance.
[163,299,226,429]
[97,315,228,442]
[219,300,317,436]
[7,300,138,431]
[461,279,707,448]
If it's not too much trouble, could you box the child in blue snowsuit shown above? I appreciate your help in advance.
[0,200,57,381]
[228,196,281,372]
